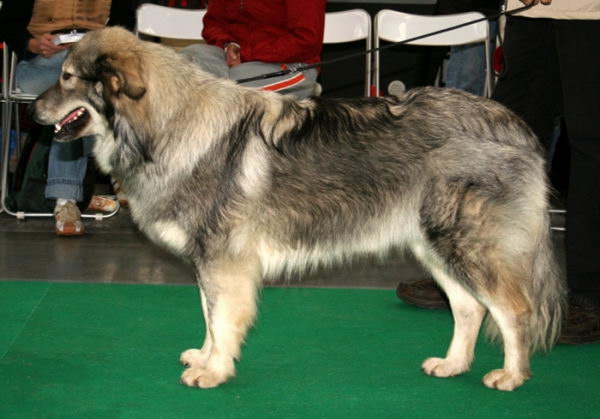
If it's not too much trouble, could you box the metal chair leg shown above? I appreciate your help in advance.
[1,100,14,214]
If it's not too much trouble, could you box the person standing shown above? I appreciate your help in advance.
[492,0,600,344]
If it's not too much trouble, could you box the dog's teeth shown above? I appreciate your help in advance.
[54,123,61,132]
[73,108,86,121]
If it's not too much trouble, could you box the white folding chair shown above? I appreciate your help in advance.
[0,42,119,220]
[373,10,492,97]
[2,43,37,171]
[1,42,39,217]
[1,44,7,213]
[323,9,372,97]
[135,4,206,41]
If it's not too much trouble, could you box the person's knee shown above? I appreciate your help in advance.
[15,76,57,96]
[179,44,228,77]
[179,43,223,61]
[15,53,66,95]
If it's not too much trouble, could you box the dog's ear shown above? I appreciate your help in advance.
[97,52,147,100]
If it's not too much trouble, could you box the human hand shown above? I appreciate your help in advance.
[519,0,552,5]
[225,43,241,68]
[29,34,67,58]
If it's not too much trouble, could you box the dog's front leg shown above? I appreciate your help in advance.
[180,288,213,368]
[180,254,261,389]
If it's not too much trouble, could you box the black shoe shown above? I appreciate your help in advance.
[558,294,600,345]
[396,279,449,310]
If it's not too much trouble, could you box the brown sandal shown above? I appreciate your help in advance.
[55,201,84,236]
[87,195,119,212]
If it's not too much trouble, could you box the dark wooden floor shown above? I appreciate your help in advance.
[0,205,567,289]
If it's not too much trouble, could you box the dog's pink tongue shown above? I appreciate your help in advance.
[61,108,83,125]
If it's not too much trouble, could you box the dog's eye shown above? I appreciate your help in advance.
[62,72,72,81]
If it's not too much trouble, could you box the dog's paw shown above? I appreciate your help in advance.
[180,348,209,368]
[180,367,231,389]
[482,369,528,391]
[421,357,467,377]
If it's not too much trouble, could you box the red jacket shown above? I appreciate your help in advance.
[202,0,326,65]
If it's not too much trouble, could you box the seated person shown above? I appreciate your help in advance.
[179,0,326,99]
[0,0,135,235]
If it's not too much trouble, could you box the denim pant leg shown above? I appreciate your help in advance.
[445,43,486,95]
[445,21,498,96]
[45,136,94,202]
[15,50,68,95]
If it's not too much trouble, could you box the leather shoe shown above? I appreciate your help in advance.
[397,281,600,344]
[558,295,600,345]
[396,279,449,310]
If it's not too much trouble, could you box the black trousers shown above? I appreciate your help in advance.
[492,17,600,294]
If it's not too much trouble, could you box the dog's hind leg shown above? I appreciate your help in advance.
[439,241,533,390]
[425,251,532,390]
[420,266,487,378]
[435,242,533,390]
[417,184,538,390]
[480,282,533,391]
[180,253,261,389]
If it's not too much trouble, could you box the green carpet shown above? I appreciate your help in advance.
[1,281,598,419]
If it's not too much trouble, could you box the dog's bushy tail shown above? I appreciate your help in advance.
[526,213,566,352]
[485,210,566,353]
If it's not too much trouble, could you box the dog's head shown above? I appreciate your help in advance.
[32,27,147,142]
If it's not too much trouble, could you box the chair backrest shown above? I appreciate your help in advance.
[375,10,488,46]
[324,9,371,44]
[323,9,372,96]
[373,10,491,97]
[2,42,37,102]
[136,4,206,40]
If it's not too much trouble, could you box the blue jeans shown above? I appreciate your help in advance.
[16,51,92,202]
[445,21,498,96]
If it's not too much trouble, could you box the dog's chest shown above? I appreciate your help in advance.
[143,220,191,256]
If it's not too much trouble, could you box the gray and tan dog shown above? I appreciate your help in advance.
[32,27,565,391]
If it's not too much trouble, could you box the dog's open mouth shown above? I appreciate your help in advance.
[54,107,90,140]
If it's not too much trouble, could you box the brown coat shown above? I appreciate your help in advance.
[27,0,112,37]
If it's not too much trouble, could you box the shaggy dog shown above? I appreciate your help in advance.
[32,27,565,391]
